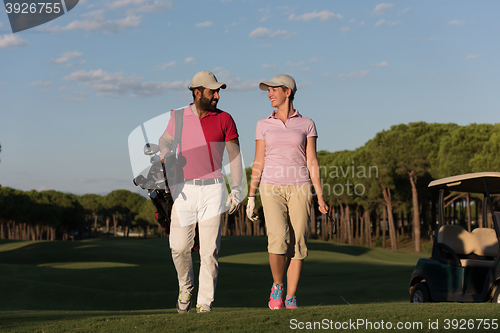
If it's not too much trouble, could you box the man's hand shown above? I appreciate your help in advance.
[246,197,258,221]
[226,187,241,214]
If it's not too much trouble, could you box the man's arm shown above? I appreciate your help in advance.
[225,138,242,188]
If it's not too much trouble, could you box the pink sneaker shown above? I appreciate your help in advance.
[285,295,298,309]
[268,284,284,310]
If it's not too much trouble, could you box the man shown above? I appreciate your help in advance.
[159,71,242,313]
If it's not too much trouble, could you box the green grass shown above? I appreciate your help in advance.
[0,237,497,332]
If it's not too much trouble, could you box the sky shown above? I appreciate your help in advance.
[0,0,499,195]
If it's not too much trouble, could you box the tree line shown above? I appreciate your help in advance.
[1,123,499,252]
[312,122,500,252]
[0,188,160,241]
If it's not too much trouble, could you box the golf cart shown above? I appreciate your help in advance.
[409,172,500,303]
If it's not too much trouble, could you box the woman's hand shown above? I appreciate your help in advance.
[317,197,329,215]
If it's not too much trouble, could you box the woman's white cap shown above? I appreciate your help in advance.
[259,74,297,94]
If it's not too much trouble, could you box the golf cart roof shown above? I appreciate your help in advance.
[428,172,500,194]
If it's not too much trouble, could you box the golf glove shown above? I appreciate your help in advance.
[226,187,241,214]
[246,196,259,221]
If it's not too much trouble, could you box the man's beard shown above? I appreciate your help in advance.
[199,95,218,111]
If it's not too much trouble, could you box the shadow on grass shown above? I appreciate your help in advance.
[0,236,373,265]
[0,237,416,312]
[220,236,373,257]
[0,309,168,332]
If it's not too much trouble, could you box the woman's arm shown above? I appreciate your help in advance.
[249,140,266,197]
[306,137,328,214]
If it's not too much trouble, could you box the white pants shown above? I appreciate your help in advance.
[169,182,225,307]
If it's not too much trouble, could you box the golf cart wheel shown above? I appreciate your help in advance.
[493,286,500,303]
[411,282,431,303]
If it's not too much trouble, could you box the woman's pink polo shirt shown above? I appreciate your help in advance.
[256,110,317,185]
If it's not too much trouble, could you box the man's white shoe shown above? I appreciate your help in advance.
[176,288,192,313]
[196,304,212,313]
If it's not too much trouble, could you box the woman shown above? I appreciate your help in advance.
[247,74,328,309]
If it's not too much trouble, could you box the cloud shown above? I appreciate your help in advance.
[46,11,141,32]
[107,0,173,14]
[309,56,322,63]
[63,69,189,98]
[196,21,213,27]
[449,19,467,25]
[262,63,276,69]
[338,70,369,79]
[65,92,90,102]
[375,19,401,27]
[156,61,177,71]
[184,57,196,65]
[341,27,350,33]
[286,60,313,71]
[397,7,411,16]
[125,1,173,15]
[53,51,83,64]
[373,3,393,15]
[286,61,305,67]
[0,34,29,48]
[258,7,271,21]
[50,51,86,67]
[31,81,52,92]
[249,27,296,39]
[465,55,478,60]
[425,37,440,41]
[108,0,148,10]
[249,27,273,38]
[30,81,52,87]
[277,5,294,16]
[372,61,388,67]
[289,10,342,22]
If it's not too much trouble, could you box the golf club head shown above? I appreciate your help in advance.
[327,213,337,235]
[132,175,147,187]
[144,143,160,155]
[150,155,161,164]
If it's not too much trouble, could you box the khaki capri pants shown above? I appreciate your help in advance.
[260,183,312,260]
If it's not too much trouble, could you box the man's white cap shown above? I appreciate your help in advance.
[190,71,226,90]
[259,74,297,95]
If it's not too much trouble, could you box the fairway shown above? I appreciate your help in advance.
[0,237,497,332]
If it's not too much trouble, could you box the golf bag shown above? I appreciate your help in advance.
[132,108,199,251]
[152,190,174,234]
[132,146,174,234]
